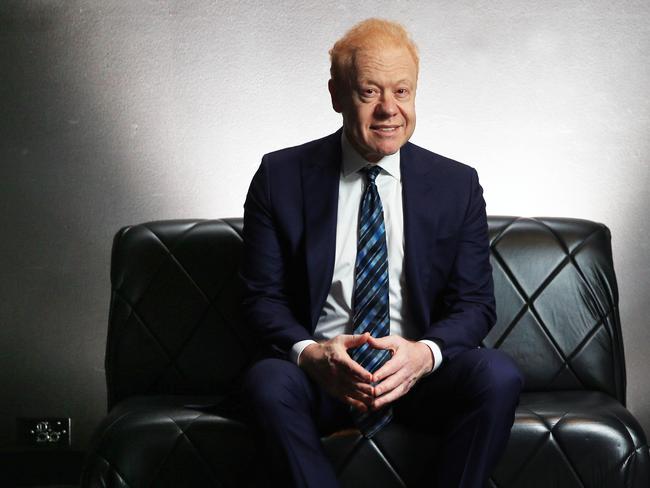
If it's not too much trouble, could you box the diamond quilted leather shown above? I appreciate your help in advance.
[83,396,258,487]
[484,217,624,400]
[106,219,251,408]
[82,217,649,488]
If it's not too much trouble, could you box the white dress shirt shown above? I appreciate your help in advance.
[290,132,442,374]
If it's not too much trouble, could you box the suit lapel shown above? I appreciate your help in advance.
[301,130,342,331]
[401,142,438,329]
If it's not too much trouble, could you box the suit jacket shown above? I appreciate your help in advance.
[241,128,496,362]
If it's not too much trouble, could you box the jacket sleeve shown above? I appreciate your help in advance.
[240,156,313,356]
[421,167,496,361]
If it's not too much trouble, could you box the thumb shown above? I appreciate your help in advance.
[366,335,394,350]
[342,332,370,348]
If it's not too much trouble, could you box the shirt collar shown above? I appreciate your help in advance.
[341,130,401,181]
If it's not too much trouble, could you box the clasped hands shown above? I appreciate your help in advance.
[298,333,434,413]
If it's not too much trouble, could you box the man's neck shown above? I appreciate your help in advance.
[341,130,401,180]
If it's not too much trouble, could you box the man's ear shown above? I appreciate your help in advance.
[328,79,343,113]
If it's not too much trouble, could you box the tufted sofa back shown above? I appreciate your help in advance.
[106,219,249,408]
[484,217,625,403]
[105,217,626,409]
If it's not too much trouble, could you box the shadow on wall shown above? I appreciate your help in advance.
[0,1,131,460]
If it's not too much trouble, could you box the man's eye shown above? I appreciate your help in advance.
[396,88,408,96]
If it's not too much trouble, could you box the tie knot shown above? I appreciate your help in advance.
[363,165,382,184]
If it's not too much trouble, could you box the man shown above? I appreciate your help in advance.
[241,18,523,487]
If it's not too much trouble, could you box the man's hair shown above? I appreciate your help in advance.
[329,18,419,88]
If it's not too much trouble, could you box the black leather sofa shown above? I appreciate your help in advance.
[82,216,650,487]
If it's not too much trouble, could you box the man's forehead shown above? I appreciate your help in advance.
[351,47,418,77]
[353,45,413,63]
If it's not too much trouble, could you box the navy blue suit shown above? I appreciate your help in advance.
[241,129,523,487]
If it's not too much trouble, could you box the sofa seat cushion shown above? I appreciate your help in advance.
[83,396,258,488]
[325,391,650,487]
[493,390,649,487]
[83,391,649,488]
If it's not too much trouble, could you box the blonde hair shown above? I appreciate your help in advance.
[329,18,419,88]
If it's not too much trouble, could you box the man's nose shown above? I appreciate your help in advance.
[375,93,398,118]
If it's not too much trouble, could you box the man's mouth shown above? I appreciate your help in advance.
[371,125,402,133]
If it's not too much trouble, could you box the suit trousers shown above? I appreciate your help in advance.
[242,346,523,488]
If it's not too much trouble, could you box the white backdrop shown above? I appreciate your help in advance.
[1,0,648,449]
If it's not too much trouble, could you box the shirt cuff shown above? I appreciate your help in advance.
[418,339,443,376]
[290,339,317,365]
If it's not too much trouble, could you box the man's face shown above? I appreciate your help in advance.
[330,46,417,162]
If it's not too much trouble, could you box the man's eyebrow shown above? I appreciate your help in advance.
[357,78,414,87]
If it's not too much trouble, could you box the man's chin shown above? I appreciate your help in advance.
[375,144,404,158]
[363,146,402,163]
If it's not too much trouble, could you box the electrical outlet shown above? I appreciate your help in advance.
[17,418,71,447]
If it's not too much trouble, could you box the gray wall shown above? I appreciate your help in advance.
[1,0,649,451]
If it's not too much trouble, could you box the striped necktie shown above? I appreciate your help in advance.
[349,164,393,438]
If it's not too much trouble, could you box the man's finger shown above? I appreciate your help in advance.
[373,369,405,398]
[372,356,401,383]
[372,385,406,410]
[366,335,397,351]
[349,380,374,396]
[338,355,373,382]
[346,387,374,406]
[343,395,369,412]
[341,332,370,348]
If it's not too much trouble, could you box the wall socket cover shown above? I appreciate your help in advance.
[16,417,71,447]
